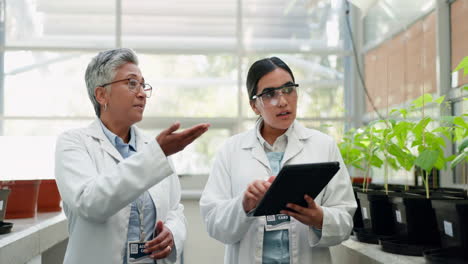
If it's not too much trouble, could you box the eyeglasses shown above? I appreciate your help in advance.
[100,78,152,98]
[252,83,298,106]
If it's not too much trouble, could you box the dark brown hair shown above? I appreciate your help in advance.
[246,57,295,101]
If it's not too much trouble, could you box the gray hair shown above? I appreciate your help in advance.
[85,48,139,116]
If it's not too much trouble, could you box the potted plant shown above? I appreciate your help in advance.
[428,94,468,262]
[339,128,367,185]
[354,120,401,243]
[339,128,366,232]
[339,126,383,237]
[379,94,459,256]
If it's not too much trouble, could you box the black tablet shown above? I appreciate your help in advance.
[247,161,340,217]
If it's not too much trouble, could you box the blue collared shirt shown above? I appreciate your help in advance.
[255,119,321,264]
[99,120,157,264]
[264,152,290,264]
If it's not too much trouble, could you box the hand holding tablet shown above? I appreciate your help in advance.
[247,162,340,217]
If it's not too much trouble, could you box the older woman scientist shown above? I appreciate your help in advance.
[55,48,209,264]
[200,57,356,264]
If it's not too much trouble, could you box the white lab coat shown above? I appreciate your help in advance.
[55,119,186,264]
[200,121,356,264]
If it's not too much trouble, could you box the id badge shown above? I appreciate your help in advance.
[127,241,154,264]
[265,214,290,231]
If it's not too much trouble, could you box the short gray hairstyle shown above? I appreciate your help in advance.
[85,48,139,116]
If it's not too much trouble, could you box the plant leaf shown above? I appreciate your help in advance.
[415,149,440,171]
[434,96,445,105]
[413,117,431,136]
[412,94,433,108]
[454,116,468,129]
[459,138,468,153]
[450,150,468,168]
[454,56,468,73]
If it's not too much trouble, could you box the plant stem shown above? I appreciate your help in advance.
[384,157,388,195]
[363,159,371,192]
[424,170,429,199]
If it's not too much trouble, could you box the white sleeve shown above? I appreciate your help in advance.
[164,160,187,263]
[308,143,357,247]
[55,131,174,223]
[199,146,256,244]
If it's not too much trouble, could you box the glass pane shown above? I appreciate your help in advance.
[122,0,237,52]
[453,100,467,184]
[0,136,57,180]
[141,128,231,175]
[138,54,238,117]
[6,0,115,48]
[364,0,435,45]
[3,119,91,136]
[4,51,95,117]
[300,120,345,142]
[243,0,346,52]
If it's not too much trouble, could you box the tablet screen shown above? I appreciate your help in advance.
[249,161,340,217]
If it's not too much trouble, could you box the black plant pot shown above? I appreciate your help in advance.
[0,189,10,222]
[435,188,467,199]
[352,187,364,230]
[432,199,468,250]
[0,221,13,235]
[353,227,379,244]
[0,189,13,235]
[424,247,468,264]
[379,236,437,256]
[381,193,443,256]
[387,184,406,193]
[406,187,467,199]
[356,190,396,237]
[391,193,441,245]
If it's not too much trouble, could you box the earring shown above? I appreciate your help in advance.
[104,104,107,111]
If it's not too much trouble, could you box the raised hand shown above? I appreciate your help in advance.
[242,176,276,213]
[156,122,210,156]
[280,194,323,229]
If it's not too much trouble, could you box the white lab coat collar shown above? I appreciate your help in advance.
[241,119,314,149]
[241,119,315,167]
[84,119,150,162]
[255,118,290,152]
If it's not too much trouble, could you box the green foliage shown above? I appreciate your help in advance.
[450,137,468,169]
[339,129,366,171]
[342,89,465,195]
[415,149,441,172]
[454,56,468,76]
